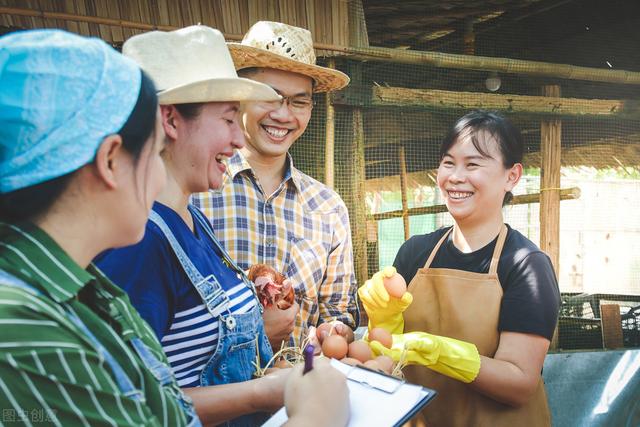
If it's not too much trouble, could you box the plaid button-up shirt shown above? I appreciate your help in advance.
[192,151,359,346]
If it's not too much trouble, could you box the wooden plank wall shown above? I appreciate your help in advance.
[0,0,355,52]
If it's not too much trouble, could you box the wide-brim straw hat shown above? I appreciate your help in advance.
[123,25,279,105]
[228,21,350,93]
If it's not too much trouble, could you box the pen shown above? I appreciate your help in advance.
[303,344,314,374]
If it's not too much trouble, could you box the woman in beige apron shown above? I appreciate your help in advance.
[360,111,560,426]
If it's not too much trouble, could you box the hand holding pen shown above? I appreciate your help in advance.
[303,344,315,374]
[284,354,350,427]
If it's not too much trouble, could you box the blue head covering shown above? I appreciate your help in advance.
[0,29,142,193]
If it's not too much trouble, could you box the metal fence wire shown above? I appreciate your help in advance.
[2,0,638,352]
[288,0,640,351]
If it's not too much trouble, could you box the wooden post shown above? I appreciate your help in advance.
[353,108,369,288]
[540,85,562,272]
[398,146,410,240]
[540,84,562,350]
[366,220,379,278]
[324,58,336,189]
[601,304,624,349]
[463,18,475,56]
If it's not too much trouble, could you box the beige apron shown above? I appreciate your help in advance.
[403,225,550,427]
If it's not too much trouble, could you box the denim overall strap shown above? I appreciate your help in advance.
[148,209,231,318]
[188,206,262,314]
[129,339,202,427]
[0,269,143,402]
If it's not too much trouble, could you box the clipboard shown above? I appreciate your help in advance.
[262,359,437,427]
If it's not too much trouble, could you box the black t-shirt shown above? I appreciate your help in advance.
[393,225,560,341]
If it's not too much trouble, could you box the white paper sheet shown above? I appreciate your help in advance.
[262,359,434,427]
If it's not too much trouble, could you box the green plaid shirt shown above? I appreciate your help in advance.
[0,222,191,426]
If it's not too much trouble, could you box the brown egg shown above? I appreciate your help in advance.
[375,355,394,374]
[363,360,381,371]
[368,327,393,349]
[347,340,372,363]
[340,357,363,366]
[316,322,334,343]
[383,273,407,298]
[322,334,348,359]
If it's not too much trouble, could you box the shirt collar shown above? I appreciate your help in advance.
[0,221,94,302]
[227,150,303,192]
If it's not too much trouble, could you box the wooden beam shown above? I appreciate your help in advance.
[372,187,581,221]
[324,58,336,189]
[398,146,410,240]
[369,87,636,117]
[5,6,640,85]
[539,85,562,276]
[601,304,624,349]
[333,44,640,85]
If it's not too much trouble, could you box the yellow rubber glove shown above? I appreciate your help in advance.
[369,331,481,383]
[358,266,413,334]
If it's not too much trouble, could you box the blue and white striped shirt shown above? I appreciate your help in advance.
[96,202,257,387]
[163,282,257,386]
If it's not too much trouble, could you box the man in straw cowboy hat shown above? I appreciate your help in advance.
[193,21,358,349]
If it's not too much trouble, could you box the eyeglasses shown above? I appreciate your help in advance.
[258,94,315,113]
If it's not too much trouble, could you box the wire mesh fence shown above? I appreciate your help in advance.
[290,1,640,352]
[2,0,639,352]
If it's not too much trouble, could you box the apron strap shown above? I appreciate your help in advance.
[423,227,453,269]
[488,224,508,275]
[423,224,508,274]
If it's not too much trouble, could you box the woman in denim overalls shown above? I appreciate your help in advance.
[95,26,290,426]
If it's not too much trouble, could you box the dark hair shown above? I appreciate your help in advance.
[440,110,523,205]
[0,71,159,222]
[237,67,261,79]
[174,103,204,120]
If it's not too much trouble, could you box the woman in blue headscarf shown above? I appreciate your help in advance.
[0,29,198,425]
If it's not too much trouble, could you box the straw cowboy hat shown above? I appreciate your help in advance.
[228,21,350,93]
[123,25,279,105]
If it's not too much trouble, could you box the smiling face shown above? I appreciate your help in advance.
[239,68,314,160]
[163,102,244,193]
[437,129,521,227]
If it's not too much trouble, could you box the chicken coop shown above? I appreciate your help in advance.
[3,0,639,370]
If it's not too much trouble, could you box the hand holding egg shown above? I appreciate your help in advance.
[358,267,413,334]
[358,266,412,310]
[383,271,407,298]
